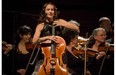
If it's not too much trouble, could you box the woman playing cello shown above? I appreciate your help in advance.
[32,2,80,75]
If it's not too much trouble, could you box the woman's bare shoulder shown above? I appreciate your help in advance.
[36,23,44,28]
[35,23,44,31]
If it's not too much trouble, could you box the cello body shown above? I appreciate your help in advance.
[38,36,68,75]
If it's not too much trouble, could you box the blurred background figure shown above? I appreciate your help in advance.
[2,41,14,75]
[98,17,114,44]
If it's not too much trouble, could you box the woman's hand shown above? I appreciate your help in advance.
[53,19,68,27]
[53,19,80,31]
[47,36,58,43]
[17,69,26,75]
[96,51,106,60]
[3,44,13,54]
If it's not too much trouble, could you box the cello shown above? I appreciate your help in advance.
[37,25,68,75]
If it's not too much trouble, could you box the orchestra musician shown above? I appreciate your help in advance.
[62,28,84,75]
[2,41,14,75]
[86,27,114,75]
[32,2,80,44]
[14,25,37,75]
[98,17,114,75]
[32,2,80,75]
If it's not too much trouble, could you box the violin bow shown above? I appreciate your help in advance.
[24,43,40,75]
[84,42,87,75]
[98,43,110,75]
[84,32,88,75]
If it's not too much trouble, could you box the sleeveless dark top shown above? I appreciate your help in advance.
[40,23,63,37]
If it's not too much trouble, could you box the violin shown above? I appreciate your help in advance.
[77,36,89,48]
[72,47,99,57]
[25,43,40,50]
[25,42,52,50]
[98,42,114,52]
[78,36,88,43]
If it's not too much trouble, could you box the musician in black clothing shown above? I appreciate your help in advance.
[32,2,80,75]
[87,28,114,75]
[98,17,114,75]
[62,28,84,75]
[32,2,79,44]
[14,25,37,75]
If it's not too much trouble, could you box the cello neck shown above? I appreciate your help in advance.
[51,25,56,57]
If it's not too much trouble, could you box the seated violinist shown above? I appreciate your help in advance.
[14,25,38,75]
[62,28,85,75]
[86,28,114,75]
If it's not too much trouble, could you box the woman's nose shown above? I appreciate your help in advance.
[27,34,31,38]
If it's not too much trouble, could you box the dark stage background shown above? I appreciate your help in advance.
[2,0,114,44]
